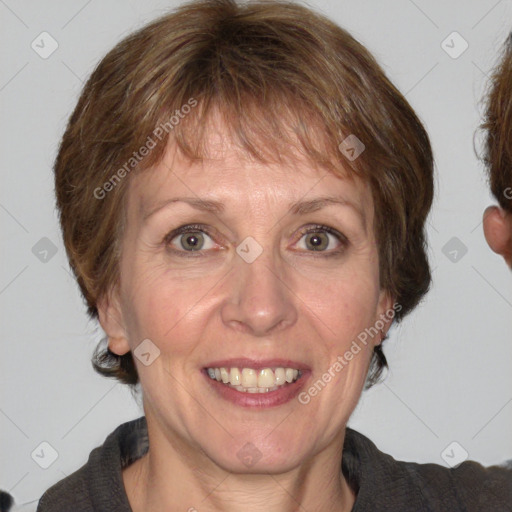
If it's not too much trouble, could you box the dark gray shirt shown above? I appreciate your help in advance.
[37,416,512,511]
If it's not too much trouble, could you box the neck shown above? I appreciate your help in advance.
[123,423,355,512]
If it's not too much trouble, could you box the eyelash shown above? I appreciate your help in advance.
[163,223,348,258]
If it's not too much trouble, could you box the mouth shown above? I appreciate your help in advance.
[206,366,302,393]
[202,359,310,407]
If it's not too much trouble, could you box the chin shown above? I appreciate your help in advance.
[198,428,315,474]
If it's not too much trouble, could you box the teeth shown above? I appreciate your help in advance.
[233,385,280,393]
[241,368,257,387]
[257,368,275,388]
[230,368,241,385]
[275,367,286,385]
[207,366,303,393]
[220,367,230,383]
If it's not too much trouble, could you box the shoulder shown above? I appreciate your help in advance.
[400,456,512,510]
[37,416,148,512]
[445,458,512,509]
[36,460,92,511]
[343,428,512,511]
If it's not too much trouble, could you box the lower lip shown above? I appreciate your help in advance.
[203,369,310,408]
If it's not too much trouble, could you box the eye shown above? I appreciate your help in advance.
[163,223,347,257]
[295,225,347,254]
[164,224,216,255]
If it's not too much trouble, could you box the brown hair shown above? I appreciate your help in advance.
[55,0,434,388]
[481,33,512,213]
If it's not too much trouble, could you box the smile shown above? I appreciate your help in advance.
[206,366,302,393]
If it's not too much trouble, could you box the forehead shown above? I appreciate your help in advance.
[131,147,370,223]
[126,114,373,229]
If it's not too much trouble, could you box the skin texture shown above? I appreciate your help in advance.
[98,120,394,512]
[483,206,512,268]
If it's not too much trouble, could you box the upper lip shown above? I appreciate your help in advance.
[204,358,311,371]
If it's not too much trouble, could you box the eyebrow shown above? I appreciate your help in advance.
[143,197,225,220]
[142,195,365,224]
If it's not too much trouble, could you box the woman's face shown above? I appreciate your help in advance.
[101,127,393,474]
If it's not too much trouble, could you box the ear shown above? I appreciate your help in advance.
[375,290,396,345]
[97,286,131,356]
[483,206,512,268]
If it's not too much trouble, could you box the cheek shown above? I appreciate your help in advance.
[120,265,177,340]
[121,264,213,359]
[302,269,381,342]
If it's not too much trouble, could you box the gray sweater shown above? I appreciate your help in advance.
[36,416,512,511]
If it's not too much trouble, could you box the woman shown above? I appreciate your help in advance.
[37,0,511,510]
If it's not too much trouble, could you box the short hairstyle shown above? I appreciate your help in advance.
[54,0,434,387]
[481,33,512,213]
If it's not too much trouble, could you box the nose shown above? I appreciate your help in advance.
[220,245,298,337]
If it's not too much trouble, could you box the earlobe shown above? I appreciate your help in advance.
[483,206,512,267]
[376,290,395,343]
[97,288,131,356]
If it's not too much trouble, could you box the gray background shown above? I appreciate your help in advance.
[1,0,512,509]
